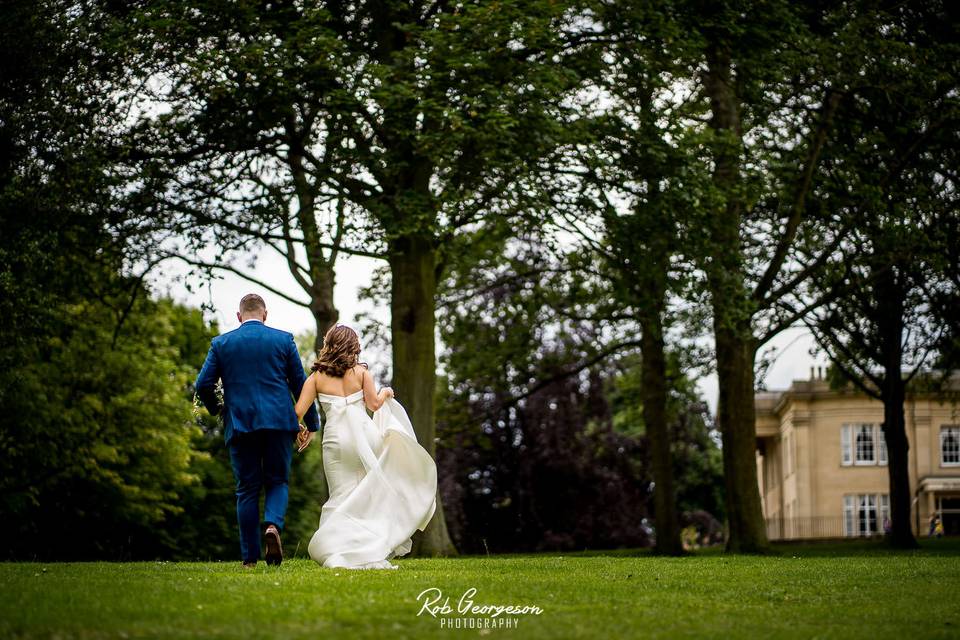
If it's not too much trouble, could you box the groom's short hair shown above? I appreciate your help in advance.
[239,293,266,314]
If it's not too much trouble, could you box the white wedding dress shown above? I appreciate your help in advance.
[307,390,437,569]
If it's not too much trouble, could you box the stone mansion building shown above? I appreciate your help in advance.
[755,370,960,539]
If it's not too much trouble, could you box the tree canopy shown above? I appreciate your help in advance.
[1,0,957,559]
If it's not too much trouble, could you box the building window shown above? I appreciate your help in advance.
[841,427,852,465]
[942,426,960,466]
[855,425,874,463]
[844,494,888,537]
[843,496,855,536]
[943,426,960,466]
[878,426,887,465]
[841,424,887,467]
[858,494,877,535]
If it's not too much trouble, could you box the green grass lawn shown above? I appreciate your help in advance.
[2,539,959,639]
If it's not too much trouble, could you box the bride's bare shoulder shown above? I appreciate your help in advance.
[312,371,337,392]
[348,363,366,378]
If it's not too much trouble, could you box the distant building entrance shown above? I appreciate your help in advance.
[938,496,960,536]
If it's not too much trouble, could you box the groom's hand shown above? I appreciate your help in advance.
[297,426,315,453]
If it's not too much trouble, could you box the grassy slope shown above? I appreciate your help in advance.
[1,540,959,639]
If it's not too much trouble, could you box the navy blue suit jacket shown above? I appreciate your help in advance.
[195,320,321,443]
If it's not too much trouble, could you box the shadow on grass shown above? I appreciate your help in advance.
[766,536,960,557]
[454,536,960,560]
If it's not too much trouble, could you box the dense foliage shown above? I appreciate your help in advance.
[433,232,723,553]
[1,0,957,559]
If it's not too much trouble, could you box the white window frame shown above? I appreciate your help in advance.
[841,425,852,466]
[843,495,855,536]
[843,493,888,537]
[858,494,877,535]
[877,424,888,466]
[879,494,890,530]
[941,426,960,467]
[854,424,876,465]
[842,423,885,466]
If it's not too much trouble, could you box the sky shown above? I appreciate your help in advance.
[153,250,828,412]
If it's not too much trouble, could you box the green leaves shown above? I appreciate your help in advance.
[0,291,216,559]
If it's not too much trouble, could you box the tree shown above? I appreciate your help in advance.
[804,2,960,548]
[810,215,953,549]
[0,0,133,365]
[0,293,212,560]
[0,1,214,560]
[554,0,718,555]
[676,1,859,552]
[318,0,589,555]
[558,0,850,552]
[125,1,390,352]
[433,233,722,551]
[609,355,725,532]
[126,0,589,555]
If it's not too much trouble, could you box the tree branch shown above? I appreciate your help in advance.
[497,339,644,410]
[805,317,884,396]
[753,90,841,303]
[165,254,312,307]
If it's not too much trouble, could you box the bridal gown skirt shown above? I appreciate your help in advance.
[308,392,437,569]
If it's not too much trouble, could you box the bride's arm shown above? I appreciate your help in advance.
[295,372,319,420]
[361,368,393,412]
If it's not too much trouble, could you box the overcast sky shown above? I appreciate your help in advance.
[153,249,828,412]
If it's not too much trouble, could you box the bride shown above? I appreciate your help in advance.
[294,324,437,569]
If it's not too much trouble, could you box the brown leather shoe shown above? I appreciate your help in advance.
[264,525,283,566]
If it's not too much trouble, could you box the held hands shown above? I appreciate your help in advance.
[297,424,315,453]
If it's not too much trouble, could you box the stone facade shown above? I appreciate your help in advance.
[755,371,960,539]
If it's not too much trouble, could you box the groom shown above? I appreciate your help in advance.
[195,293,320,568]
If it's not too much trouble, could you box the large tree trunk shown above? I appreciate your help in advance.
[389,234,457,556]
[876,268,919,549]
[303,265,339,504]
[633,203,683,555]
[714,328,769,553]
[308,266,339,353]
[704,45,770,553]
[882,381,917,548]
[640,307,683,555]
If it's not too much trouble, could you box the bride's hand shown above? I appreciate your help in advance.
[297,425,315,452]
[381,387,394,399]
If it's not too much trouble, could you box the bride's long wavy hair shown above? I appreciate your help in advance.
[312,325,367,378]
